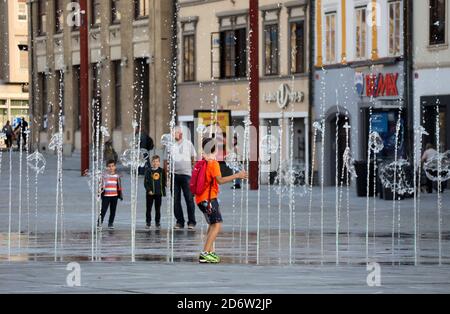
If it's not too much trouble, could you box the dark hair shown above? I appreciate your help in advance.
[202,138,216,154]
[151,155,160,162]
[106,160,116,166]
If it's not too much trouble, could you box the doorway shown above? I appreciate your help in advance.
[422,95,450,152]
[329,115,349,186]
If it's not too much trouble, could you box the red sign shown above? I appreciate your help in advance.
[365,73,399,97]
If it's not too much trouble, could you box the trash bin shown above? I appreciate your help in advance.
[355,160,376,197]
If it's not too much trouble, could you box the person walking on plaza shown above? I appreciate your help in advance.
[20,117,29,148]
[144,155,166,230]
[98,160,123,230]
[2,121,13,149]
[194,138,247,263]
[165,126,197,229]
[13,118,26,150]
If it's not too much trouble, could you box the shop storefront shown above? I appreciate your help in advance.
[314,62,406,186]
[357,66,407,160]
[414,68,450,153]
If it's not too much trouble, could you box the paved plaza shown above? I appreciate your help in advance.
[0,152,450,293]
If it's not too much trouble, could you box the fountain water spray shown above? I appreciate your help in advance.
[8,147,12,260]
[341,121,355,259]
[366,130,384,260]
[307,122,319,259]
[390,108,403,264]
[161,131,175,263]
[26,151,46,253]
[334,97,340,265]
[25,130,31,249]
[318,119,326,264]
[277,115,283,264]
[413,126,428,265]
[17,125,24,251]
[49,133,62,261]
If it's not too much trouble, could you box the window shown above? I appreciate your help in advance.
[111,0,121,24]
[92,64,101,100]
[19,42,28,69]
[355,7,367,59]
[389,1,402,56]
[91,0,101,27]
[38,0,47,36]
[134,58,149,132]
[18,1,27,21]
[39,73,48,130]
[55,0,64,33]
[113,61,122,129]
[325,12,337,63]
[135,0,149,19]
[11,100,29,107]
[290,20,305,74]
[264,24,279,75]
[430,0,447,45]
[183,34,195,82]
[220,28,247,79]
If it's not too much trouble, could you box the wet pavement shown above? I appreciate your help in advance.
[1,228,450,266]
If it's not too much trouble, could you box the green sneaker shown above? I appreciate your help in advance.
[209,252,221,263]
[199,252,220,264]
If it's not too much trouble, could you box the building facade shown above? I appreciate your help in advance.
[314,0,410,185]
[413,0,450,153]
[29,0,173,155]
[177,0,312,179]
[0,0,30,146]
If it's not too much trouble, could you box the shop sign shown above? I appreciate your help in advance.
[264,84,305,109]
[355,72,400,98]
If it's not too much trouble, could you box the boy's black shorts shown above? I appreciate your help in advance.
[198,199,223,225]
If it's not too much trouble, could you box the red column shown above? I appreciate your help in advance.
[249,0,260,190]
[80,0,89,175]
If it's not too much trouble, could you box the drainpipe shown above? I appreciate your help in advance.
[309,0,315,182]
[172,0,179,125]
[80,0,89,175]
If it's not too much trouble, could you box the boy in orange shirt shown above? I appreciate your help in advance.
[197,138,248,264]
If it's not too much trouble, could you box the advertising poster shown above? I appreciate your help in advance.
[194,110,232,161]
